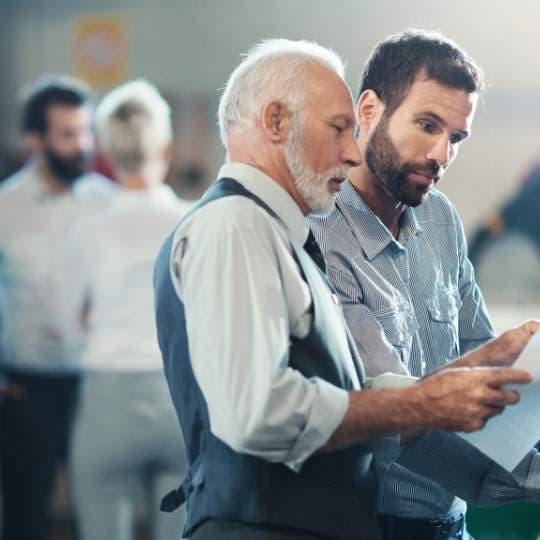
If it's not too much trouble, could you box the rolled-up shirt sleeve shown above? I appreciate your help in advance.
[475,447,540,504]
[172,199,349,472]
[397,430,540,505]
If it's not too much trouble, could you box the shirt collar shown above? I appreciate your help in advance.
[218,162,310,245]
[337,180,422,260]
[21,163,54,199]
[23,162,84,201]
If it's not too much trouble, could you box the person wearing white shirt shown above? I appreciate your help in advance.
[0,75,116,540]
[58,80,190,540]
[153,39,537,540]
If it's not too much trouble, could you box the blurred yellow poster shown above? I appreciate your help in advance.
[73,16,128,88]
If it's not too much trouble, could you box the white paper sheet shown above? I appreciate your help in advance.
[458,330,540,471]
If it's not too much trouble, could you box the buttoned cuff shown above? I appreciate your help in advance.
[284,378,349,472]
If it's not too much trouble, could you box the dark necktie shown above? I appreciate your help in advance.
[303,229,326,273]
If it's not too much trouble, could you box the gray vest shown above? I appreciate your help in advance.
[153,178,381,540]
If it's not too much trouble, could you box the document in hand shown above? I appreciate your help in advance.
[458,330,540,471]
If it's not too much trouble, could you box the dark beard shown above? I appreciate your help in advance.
[364,118,441,207]
[44,146,90,186]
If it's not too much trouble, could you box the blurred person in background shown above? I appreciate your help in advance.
[469,163,540,305]
[57,80,189,540]
[0,75,115,540]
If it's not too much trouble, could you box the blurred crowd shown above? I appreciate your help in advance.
[0,75,191,540]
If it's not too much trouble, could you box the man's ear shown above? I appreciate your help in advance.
[261,101,292,143]
[356,90,384,133]
[25,132,44,154]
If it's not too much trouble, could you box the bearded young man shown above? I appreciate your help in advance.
[309,29,540,540]
[0,75,115,540]
[153,38,540,540]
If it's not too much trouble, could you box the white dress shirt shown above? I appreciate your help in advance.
[58,184,190,371]
[170,162,349,471]
[0,164,116,373]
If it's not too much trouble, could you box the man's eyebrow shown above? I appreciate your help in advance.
[328,113,355,126]
[416,111,470,138]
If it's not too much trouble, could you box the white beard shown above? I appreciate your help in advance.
[284,116,348,216]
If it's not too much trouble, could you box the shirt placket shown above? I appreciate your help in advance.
[391,240,424,377]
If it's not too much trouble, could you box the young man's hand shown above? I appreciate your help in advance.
[450,320,540,369]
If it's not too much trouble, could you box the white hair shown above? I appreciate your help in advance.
[95,79,172,173]
[217,38,346,148]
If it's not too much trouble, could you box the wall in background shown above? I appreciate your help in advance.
[2,0,540,230]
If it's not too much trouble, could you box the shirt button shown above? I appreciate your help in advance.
[421,360,427,370]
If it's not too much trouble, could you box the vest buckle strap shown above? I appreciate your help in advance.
[160,477,190,512]
[160,457,206,513]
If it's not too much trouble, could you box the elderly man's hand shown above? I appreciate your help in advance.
[413,366,532,433]
[451,320,540,369]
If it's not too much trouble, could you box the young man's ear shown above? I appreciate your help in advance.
[356,90,385,133]
[261,101,292,143]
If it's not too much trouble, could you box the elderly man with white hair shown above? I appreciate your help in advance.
[57,80,190,540]
[153,39,536,540]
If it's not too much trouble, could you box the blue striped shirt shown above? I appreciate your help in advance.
[309,180,504,519]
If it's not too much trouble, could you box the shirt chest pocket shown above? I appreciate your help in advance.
[425,284,461,363]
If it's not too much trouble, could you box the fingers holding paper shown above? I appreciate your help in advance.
[453,319,540,369]
[413,366,532,433]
